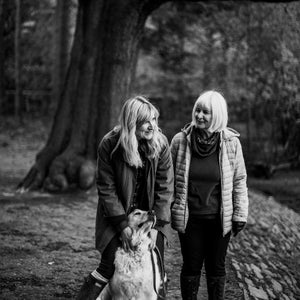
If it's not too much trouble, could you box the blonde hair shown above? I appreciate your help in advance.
[116,96,164,168]
[192,90,228,132]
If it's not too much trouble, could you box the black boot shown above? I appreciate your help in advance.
[206,276,226,300]
[180,274,200,300]
[76,274,107,300]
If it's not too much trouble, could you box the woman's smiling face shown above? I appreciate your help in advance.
[136,114,157,141]
[194,103,212,131]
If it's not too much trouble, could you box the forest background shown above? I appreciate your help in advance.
[0,1,300,299]
[1,0,300,195]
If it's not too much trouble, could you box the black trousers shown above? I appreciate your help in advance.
[178,217,231,277]
[97,231,165,279]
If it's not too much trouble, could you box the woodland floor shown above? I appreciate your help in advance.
[0,117,299,299]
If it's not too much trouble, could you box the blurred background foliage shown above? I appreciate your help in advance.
[1,0,300,171]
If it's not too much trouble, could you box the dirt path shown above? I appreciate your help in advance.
[0,188,99,299]
[1,185,299,300]
[0,187,243,300]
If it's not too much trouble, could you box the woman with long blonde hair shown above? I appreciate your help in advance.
[116,95,165,167]
[77,95,174,300]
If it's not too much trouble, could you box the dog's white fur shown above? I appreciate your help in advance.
[97,209,162,300]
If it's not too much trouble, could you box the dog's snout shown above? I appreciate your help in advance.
[147,210,156,228]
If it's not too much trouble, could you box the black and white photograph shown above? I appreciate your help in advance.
[0,0,299,299]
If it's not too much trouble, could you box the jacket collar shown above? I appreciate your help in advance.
[221,128,240,141]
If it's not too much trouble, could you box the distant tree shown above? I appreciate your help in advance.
[18,0,296,192]
[52,0,73,112]
[2,0,19,114]
[135,1,240,134]
[239,4,300,162]
[0,0,4,112]
[14,0,21,118]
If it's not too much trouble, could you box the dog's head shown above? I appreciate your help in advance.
[127,209,156,251]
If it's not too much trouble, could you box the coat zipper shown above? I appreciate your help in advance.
[183,133,192,231]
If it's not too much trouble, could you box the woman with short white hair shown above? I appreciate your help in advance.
[171,90,248,300]
[77,96,174,300]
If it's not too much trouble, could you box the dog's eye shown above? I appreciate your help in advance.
[134,212,141,216]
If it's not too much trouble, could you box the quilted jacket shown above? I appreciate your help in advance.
[170,124,248,235]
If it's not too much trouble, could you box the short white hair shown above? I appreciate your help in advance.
[192,90,228,132]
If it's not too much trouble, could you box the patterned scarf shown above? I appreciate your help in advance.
[191,127,220,157]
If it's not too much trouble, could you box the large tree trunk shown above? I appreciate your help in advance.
[18,0,164,192]
[18,0,294,192]
[14,0,21,120]
[0,0,4,113]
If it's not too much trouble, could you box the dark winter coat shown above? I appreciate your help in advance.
[95,129,174,253]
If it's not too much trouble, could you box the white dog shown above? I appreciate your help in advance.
[97,209,164,300]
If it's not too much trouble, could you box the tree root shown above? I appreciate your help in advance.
[18,155,96,193]
[78,159,96,189]
[44,155,96,192]
[17,164,46,193]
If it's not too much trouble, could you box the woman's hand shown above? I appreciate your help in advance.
[121,226,133,251]
[149,229,158,250]
[232,221,246,237]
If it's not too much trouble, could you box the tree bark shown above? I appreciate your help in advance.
[18,0,295,192]
[0,0,4,113]
[14,0,21,120]
[52,0,71,112]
